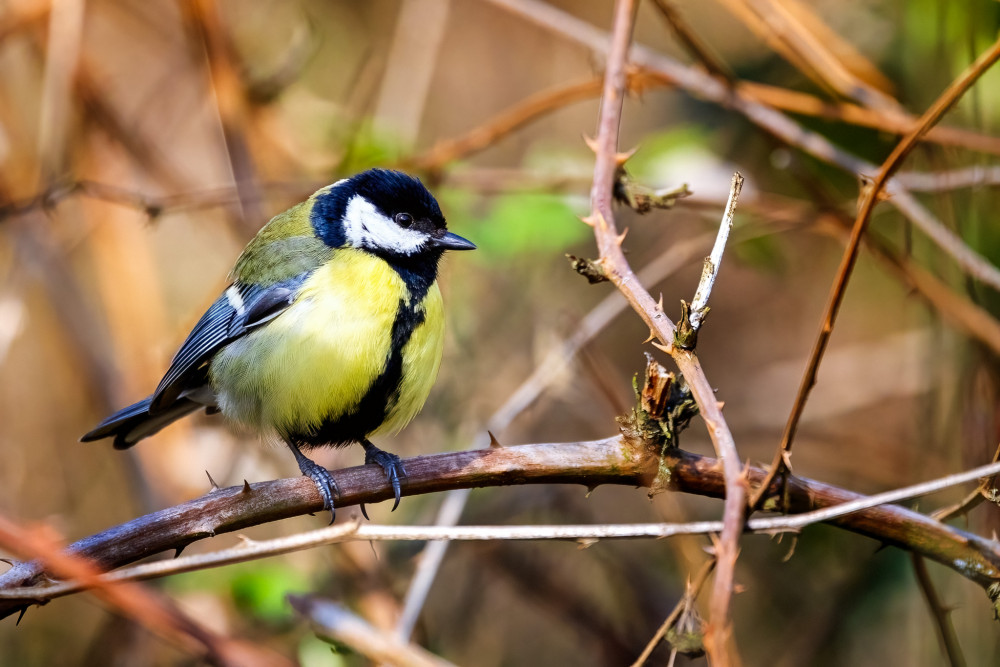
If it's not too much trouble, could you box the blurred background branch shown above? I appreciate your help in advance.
[3,0,1000,665]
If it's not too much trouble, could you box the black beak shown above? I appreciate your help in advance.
[433,231,477,251]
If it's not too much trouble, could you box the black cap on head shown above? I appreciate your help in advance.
[311,169,474,256]
[350,169,446,230]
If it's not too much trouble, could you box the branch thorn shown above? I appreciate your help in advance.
[614,146,638,167]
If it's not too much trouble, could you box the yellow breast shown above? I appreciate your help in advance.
[210,249,444,441]
[378,279,444,436]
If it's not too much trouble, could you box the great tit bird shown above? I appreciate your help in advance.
[82,168,475,518]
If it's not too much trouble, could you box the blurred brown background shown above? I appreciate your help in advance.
[2,0,1000,664]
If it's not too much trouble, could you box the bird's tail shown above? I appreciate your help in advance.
[81,396,203,450]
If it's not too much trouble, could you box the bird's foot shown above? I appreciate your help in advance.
[288,442,339,523]
[360,440,406,519]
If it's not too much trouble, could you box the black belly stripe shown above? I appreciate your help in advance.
[291,254,437,448]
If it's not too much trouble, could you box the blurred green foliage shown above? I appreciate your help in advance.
[467,192,588,259]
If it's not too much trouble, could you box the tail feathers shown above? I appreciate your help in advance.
[81,396,203,449]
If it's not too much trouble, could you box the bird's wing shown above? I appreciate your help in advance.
[149,274,308,412]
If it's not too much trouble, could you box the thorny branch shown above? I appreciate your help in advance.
[3,443,1000,616]
[583,1,745,661]
[395,225,729,640]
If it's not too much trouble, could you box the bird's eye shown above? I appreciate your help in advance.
[395,212,413,228]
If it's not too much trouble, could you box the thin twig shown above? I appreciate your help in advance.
[933,442,1000,522]
[688,172,742,330]
[0,514,289,666]
[755,34,1000,510]
[0,178,321,223]
[720,0,900,112]
[912,554,967,667]
[631,558,717,666]
[395,488,470,640]
[735,80,1000,156]
[888,189,1000,292]
[290,595,457,667]
[650,0,734,82]
[181,0,264,234]
[408,76,631,171]
[895,165,1000,192]
[486,0,1000,299]
[750,460,1000,530]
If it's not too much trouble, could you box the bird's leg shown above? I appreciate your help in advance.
[361,439,406,514]
[287,440,339,523]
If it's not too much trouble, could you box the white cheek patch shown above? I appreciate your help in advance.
[343,195,427,255]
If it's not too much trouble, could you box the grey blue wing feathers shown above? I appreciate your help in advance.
[82,273,308,448]
[150,275,307,410]
[81,395,204,449]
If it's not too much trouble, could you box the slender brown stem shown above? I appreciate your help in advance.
[912,554,967,667]
[407,76,639,171]
[650,0,733,82]
[0,514,289,666]
[290,595,457,667]
[754,35,1000,510]
[631,558,717,666]
[933,443,1000,522]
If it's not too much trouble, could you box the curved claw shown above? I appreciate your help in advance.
[288,441,339,523]
[362,441,406,512]
[306,465,339,525]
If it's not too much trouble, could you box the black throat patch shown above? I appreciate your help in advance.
[289,257,437,448]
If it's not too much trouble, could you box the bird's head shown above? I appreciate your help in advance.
[311,169,476,260]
